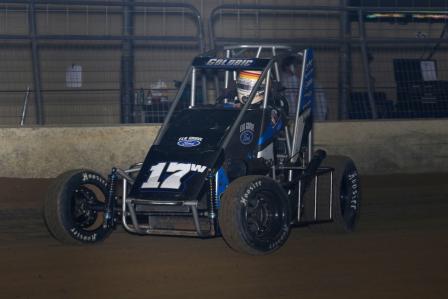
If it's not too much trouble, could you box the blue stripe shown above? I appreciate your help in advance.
[258,119,283,146]
[215,167,229,209]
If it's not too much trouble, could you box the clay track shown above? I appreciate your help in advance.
[0,174,447,299]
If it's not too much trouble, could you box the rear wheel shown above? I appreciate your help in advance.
[44,169,113,244]
[219,176,291,255]
[308,155,361,233]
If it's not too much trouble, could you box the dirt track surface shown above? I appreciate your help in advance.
[0,174,447,299]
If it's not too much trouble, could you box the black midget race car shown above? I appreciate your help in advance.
[44,45,361,255]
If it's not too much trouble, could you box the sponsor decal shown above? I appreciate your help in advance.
[81,172,107,186]
[240,180,262,206]
[70,227,97,242]
[348,171,360,210]
[177,136,203,148]
[206,58,254,67]
[239,122,255,145]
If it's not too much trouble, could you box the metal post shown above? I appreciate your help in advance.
[297,180,302,222]
[338,0,351,120]
[314,176,318,220]
[20,87,31,126]
[308,130,313,163]
[121,0,135,123]
[191,67,196,107]
[224,49,230,89]
[28,0,44,125]
[262,69,271,109]
[194,10,207,106]
[358,9,378,119]
[329,170,333,219]
[272,46,281,81]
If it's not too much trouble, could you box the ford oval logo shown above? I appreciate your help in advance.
[240,130,253,145]
[177,139,201,148]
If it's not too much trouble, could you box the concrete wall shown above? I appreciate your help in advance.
[1,119,447,178]
[0,125,160,178]
[313,119,448,175]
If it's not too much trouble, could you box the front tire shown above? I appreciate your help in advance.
[219,176,291,255]
[44,169,113,244]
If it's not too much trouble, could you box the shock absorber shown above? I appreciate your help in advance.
[208,174,217,220]
[207,173,220,235]
[104,167,118,228]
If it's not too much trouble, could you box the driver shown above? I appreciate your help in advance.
[219,70,266,108]
[236,70,265,107]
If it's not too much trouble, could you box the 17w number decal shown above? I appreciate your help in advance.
[142,162,206,190]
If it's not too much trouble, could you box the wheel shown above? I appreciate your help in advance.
[44,169,113,244]
[219,175,291,255]
[307,155,361,233]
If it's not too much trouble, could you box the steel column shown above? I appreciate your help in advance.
[338,0,351,120]
[358,9,378,119]
[121,0,135,123]
[28,0,44,125]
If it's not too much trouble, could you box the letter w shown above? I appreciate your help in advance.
[191,164,206,173]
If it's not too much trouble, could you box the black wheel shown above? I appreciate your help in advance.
[308,155,361,233]
[44,169,113,244]
[219,176,291,255]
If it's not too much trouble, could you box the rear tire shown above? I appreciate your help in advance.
[308,155,361,233]
[219,176,291,255]
[44,169,113,244]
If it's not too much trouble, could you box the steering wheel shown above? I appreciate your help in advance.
[274,95,290,117]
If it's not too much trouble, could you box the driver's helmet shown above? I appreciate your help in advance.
[236,70,265,105]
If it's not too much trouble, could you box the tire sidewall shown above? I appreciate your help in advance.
[59,170,111,243]
[335,159,361,232]
[236,177,290,253]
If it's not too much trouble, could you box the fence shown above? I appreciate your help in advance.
[0,0,447,125]
[209,4,448,121]
[0,0,205,125]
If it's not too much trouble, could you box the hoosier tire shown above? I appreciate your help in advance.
[308,155,361,233]
[44,169,113,245]
[219,176,291,255]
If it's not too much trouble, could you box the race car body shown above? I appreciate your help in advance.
[44,45,361,254]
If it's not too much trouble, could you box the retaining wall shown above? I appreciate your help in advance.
[1,119,447,178]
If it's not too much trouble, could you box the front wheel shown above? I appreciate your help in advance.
[44,169,113,244]
[219,176,291,255]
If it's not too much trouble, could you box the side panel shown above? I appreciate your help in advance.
[130,108,266,201]
[129,145,217,201]
[291,49,315,163]
[298,49,315,114]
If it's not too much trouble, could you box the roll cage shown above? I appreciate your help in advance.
[155,44,315,167]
